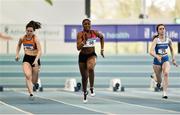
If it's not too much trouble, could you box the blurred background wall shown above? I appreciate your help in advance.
[0,0,179,55]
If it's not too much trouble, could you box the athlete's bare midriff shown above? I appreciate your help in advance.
[80,47,95,55]
[24,50,38,56]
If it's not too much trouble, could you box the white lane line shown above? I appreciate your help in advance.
[35,96,112,115]
[126,89,180,103]
[97,90,180,113]
[18,91,111,115]
[98,96,180,114]
[0,101,33,115]
[60,90,180,114]
[100,88,180,103]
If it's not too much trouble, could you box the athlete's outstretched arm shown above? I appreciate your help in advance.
[0,32,12,40]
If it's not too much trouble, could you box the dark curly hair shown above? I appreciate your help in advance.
[82,18,91,24]
[26,20,41,31]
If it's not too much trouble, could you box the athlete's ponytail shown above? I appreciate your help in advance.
[26,20,41,31]
[152,34,158,41]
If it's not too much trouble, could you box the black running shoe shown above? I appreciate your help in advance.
[162,96,168,99]
[150,75,154,79]
[33,86,36,91]
[156,83,161,89]
[34,83,39,90]
[33,83,39,92]
[29,94,35,101]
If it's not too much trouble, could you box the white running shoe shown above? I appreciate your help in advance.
[90,88,95,97]
[83,91,88,103]
[90,92,95,97]
[83,99,88,103]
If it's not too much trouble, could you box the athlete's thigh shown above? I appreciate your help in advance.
[32,66,40,77]
[23,62,32,77]
[162,61,170,74]
[153,64,162,77]
[87,56,96,69]
[79,62,87,74]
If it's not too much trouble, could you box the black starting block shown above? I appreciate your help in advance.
[113,83,125,92]
[33,83,43,92]
[121,86,125,92]
[110,78,125,92]
[33,86,43,92]
[74,82,81,92]
[39,87,43,92]
[0,86,3,92]
[113,83,120,91]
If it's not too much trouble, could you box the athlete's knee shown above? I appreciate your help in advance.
[33,67,40,72]
[82,75,88,80]
[87,64,95,71]
[25,75,32,81]
[24,72,31,78]
[163,72,169,77]
[88,67,94,73]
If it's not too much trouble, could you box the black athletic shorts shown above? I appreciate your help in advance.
[78,52,97,63]
[23,54,41,67]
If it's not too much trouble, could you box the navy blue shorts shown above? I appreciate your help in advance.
[153,55,169,66]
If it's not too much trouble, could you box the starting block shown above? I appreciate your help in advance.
[75,82,81,92]
[109,78,125,92]
[0,86,3,92]
[64,78,81,92]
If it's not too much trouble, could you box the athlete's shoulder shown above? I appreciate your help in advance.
[77,31,84,35]
[77,31,83,39]
[152,37,158,43]
[33,35,38,40]
[90,30,99,35]
[166,37,172,43]
[90,29,98,33]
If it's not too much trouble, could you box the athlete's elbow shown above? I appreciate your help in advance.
[38,50,42,56]
[149,51,154,56]
[39,52,42,57]
[77,46,81,51]
[149,51,152,56]
[100,36,104,41]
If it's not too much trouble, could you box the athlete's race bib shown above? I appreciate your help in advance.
[83,38,96,47]
[23,44,34,50]
[158,48,167,55]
